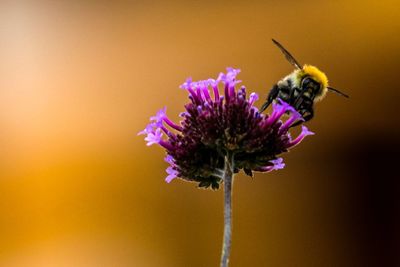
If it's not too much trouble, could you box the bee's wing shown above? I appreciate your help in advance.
[272,39,302,69]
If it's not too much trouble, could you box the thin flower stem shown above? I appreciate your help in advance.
[220,152,234,267]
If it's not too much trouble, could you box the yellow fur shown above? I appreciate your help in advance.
[301,65,329,89]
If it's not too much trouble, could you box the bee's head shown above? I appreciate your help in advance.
[302,65,328,89]
[300,65,329,101]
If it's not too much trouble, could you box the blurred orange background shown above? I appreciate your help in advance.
[1,0,399,266]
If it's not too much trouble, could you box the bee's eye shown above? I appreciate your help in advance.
[302,77,312,87]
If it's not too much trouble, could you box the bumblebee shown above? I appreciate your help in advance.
[260,39,349,126]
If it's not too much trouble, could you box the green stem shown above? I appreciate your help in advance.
[220,152,234,267]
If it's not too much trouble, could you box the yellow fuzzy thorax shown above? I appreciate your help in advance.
[301,65,329,89]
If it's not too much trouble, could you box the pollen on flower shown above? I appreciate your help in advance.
[139,67,314,189]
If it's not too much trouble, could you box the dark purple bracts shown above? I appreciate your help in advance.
[139,68,314,189]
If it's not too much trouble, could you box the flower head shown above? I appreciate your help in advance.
[139,68,313,189]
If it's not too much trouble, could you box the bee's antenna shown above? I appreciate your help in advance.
[272,39,302,69]
[327,86,349,98]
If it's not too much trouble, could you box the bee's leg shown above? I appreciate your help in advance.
[293,89,305,110]
[260,100,272,113]
[302,108,314,123]
[289,86,298,104]
[260,84,279,112]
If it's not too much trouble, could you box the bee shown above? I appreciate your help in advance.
[260,39,349,126]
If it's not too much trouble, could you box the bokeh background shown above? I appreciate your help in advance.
[1,0,399,266]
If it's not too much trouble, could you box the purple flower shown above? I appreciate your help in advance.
[254,158,285,172]
[143,128,163,146]
[248,93,259,106]
[137,122,157,136]
[150,107,166,124]
[140,68,313,189]
[164,154,175,165]
[165,166,179,183]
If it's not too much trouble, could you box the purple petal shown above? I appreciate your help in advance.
[217,72,226,82]
[165,166,179,183]
[217,67,241,84]
[288,125,315,148]
[266,99,295,125]
[269,158,285,170]
[279,109,304,134]
[144,128,163,146]
[249,92,259,106]
[138,122,156,136]
[208,78,218,87]
[180,78,200,102]
[226,67,241,79]
[254,158,285,172]
[164,154,174,165]
[150,107,167,124]
[179,77,193,90]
